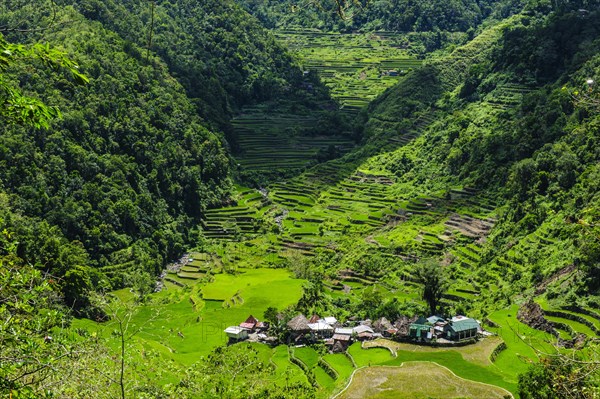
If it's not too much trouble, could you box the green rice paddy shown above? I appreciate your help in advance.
[276,30,422,113]
[232,30,423,174]
[72,268,304,365]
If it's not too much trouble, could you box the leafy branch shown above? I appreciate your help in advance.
[0,33,88,129]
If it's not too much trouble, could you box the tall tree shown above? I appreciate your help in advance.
[414,259,448,315]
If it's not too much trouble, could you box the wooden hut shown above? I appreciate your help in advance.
[394,315,417,337]
[373,317,393,333]
[287,314,310,342]
[331,328,352,352]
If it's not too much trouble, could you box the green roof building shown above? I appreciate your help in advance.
[409,317,432,340]
[447,318,479,341]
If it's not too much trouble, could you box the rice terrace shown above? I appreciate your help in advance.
[336,363,512,399]
[2,0,600,398]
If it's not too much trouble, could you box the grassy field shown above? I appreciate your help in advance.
[336,362,513,399]
[323,354,355,380]
[346,340,517,394]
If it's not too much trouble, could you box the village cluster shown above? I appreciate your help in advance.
[225,313,488,352]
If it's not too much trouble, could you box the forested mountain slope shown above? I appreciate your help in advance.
[64,0,304,130]
[6,0,304,131]
[363,1,600,304]
[0,0,305,310]
[237,0,515,32]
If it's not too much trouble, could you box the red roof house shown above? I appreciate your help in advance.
[240,315,259,331]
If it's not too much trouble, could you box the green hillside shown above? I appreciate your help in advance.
[2,0,600,398]
[0,0,324,308]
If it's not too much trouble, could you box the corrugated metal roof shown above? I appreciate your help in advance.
[410,324,431,332]
[427,316,445,324]
[225,326,244,334]
[308,321,333,331]
[449,318,479,332]
[353,325,374,334]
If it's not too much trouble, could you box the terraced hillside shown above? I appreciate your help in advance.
[232,30,422,175]
[232,105,355,173]
[233,30,421,175]
[203,107,504,310]
[203,13,595,328]
[201,188,266,240]
[276,30,422,114]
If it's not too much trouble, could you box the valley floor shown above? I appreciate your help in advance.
[72,262,559,398]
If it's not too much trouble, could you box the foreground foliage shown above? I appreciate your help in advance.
[0,228,69,397]
[519,350,600,399]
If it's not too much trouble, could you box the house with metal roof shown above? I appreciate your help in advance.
[353,325,374,341]
[334,327,354,336]
[224,326,249,341]
[352,325,374,335]
[239,315,259,331]
[446,318,479,340]
[409,316,433,340]
[307,321,334,338]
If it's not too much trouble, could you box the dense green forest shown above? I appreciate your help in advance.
[0,0,317,311]
[237,0,518,32]
[2,0,600,397]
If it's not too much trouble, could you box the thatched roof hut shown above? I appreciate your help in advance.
[394,315,418,336]
[332,340,349,353]
[373,317,393,333]
[287,314,310,332]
